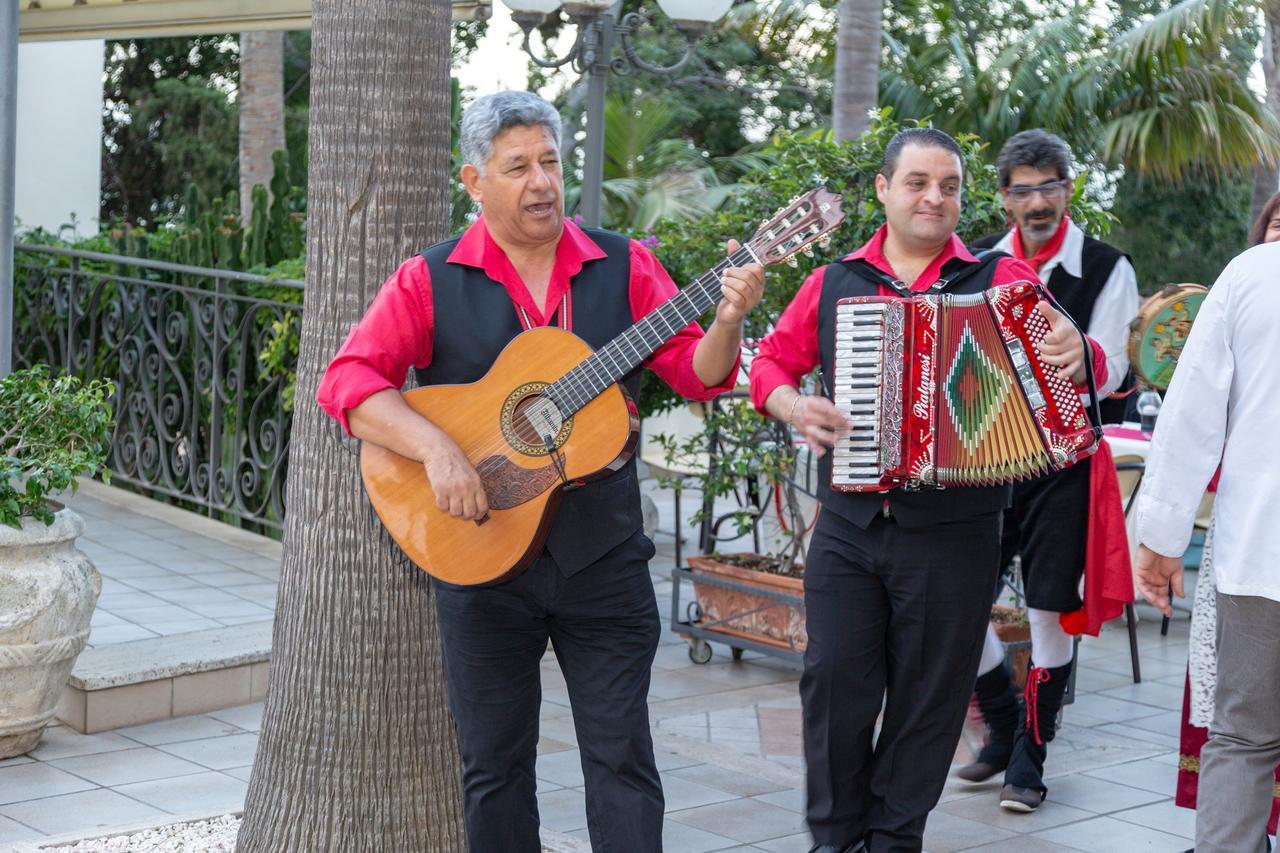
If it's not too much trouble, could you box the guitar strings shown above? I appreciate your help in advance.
[461,249,751,474]
[454,219,823,484]
[450,247,761,480]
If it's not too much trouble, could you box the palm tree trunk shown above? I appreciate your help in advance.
[833,0,883,143]
[235,1,465,849]
[239,31,286,225]
[1251,2,1280,229]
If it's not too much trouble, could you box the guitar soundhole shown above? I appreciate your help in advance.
[513,397,548,445]
[501,383,572,457]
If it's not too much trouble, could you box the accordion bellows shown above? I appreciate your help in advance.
[831,282,1098,492]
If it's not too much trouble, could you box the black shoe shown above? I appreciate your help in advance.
[956,664,1021,783]
[807,844,866,853]
[999,782,1046,812]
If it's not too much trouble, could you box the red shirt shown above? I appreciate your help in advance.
[749,225,1108,413]
[317,217,740,433]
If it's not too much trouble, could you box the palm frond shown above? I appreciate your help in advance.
[1113,0,1256,62]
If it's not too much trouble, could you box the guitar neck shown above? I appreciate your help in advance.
[544,245,760,417]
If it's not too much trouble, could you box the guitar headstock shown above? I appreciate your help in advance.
[747,188,845,268]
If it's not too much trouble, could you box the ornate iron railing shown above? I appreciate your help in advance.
[12,244,305,533]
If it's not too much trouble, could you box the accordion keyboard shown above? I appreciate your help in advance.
[831,301,887,487]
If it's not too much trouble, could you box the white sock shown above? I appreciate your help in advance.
[1029,608,1074,668]
[977,622,1005,676]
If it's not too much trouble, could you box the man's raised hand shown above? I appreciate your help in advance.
[1036,301,1088,385]
[715,239,766,327]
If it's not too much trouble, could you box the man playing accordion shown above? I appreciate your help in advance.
[749,127,1108,853]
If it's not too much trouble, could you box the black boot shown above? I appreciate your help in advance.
[956,663,1021,783]
[1001,660,1072,812]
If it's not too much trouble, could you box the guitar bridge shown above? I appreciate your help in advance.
[543,435,574,489]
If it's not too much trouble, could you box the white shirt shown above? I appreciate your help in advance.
[1135,242,1280,603]
[992,220,1140,398]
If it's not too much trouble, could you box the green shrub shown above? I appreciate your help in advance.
[637,109,1111,417]
[0,366,115,528]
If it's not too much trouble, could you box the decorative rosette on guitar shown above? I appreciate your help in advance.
[830,282,1098,492]
[1128,283,1208,391]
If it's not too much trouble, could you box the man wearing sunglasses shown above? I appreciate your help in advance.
[959,129,1140,811]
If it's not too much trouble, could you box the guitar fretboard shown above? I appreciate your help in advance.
[543,246,760,417]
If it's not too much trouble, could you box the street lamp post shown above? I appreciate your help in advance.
[499,0,732,228]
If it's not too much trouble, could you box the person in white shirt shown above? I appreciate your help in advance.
[1135,240,1280,853]
[960,130,1141,813]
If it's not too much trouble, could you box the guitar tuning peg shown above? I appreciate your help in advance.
[786,256,798,268]
[803,246,814,257]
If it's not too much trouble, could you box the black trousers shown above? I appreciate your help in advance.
[802,509,1002,853]
[432,530,663,853]
[999,456,1091,613]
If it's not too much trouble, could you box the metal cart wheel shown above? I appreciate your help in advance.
[731,647,744,662]
[688,638,713,664]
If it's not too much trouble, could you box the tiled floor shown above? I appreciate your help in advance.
[65,484,279,648]
[0,479,1243,852]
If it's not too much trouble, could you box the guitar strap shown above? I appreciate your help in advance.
[515,292,572,332]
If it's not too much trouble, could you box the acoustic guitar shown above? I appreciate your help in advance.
[361,188,846,585]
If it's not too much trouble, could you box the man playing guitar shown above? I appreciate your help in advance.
[316,90,763,852]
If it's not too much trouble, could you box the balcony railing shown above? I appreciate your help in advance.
[12,243,304,534]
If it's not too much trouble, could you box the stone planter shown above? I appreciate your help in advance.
[687,554,806,652]
[0,508,100,758]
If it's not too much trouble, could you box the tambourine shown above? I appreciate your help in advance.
[1128,283,1209,390]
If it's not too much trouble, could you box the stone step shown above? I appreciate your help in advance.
[57,621,271,733]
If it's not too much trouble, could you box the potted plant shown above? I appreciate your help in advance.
[655,397,812,657]
[0,364,114,758]
[990,603,1032,688]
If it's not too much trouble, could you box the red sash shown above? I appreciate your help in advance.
[1060,438,1134,635]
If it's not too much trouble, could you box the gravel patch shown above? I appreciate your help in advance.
[41,815,239,852]
[32,816,585,851]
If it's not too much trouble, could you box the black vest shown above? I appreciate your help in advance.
[971,231,1132,422]
[815,254,1013,529]
[418,228,645,577]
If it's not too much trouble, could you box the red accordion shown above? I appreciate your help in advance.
[830,282,1098,492]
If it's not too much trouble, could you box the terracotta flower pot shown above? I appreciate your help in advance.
[687,554,806,651]
[0,508,100,758]
[991,604,1032,689]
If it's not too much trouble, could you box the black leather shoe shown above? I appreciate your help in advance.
[955,759,1004,783]
[999,782,1046,812]
[807,843,866,853]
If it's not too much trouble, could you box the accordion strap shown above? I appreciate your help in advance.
[841,249,1009,297]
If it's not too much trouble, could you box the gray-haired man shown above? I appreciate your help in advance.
[961,129,1139,812]
[316,90,764,851]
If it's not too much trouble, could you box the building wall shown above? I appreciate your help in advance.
[15,40,104,237]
